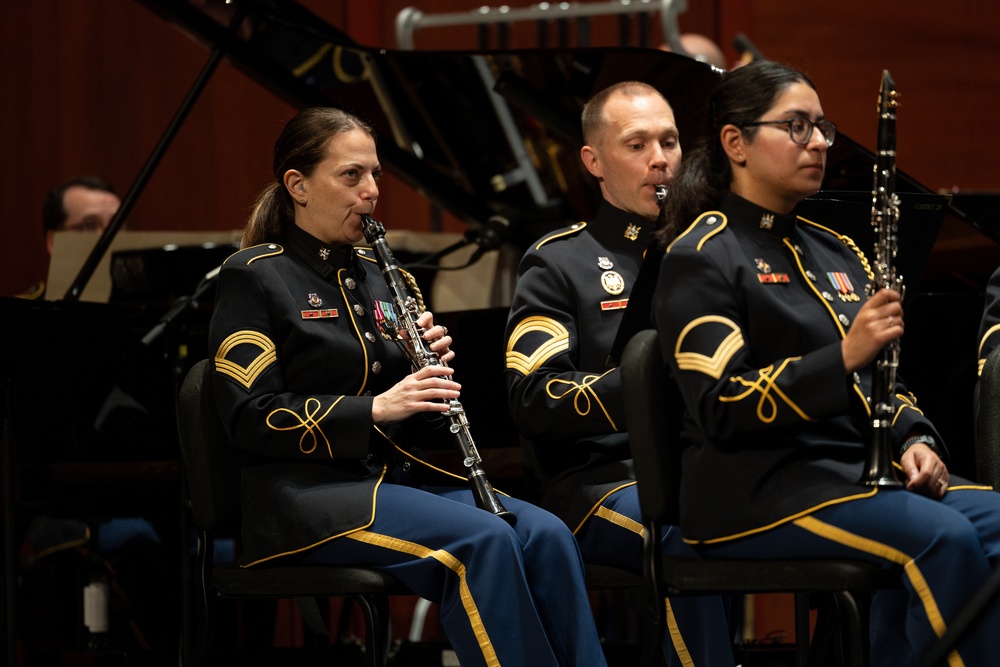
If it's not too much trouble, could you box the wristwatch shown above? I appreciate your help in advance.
[900,434,938,456]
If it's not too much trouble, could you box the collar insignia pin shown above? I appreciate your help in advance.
[759,213,774,230]
[318,247,330,260]
[624,224,640,241]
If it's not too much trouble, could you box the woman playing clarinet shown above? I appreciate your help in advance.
[209,106,607,667]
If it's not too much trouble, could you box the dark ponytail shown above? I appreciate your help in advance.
[242,107,374,248]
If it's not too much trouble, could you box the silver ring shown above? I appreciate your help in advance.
[937,478,947,487]
[441,326,448,336]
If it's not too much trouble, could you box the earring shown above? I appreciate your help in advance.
[299,198,306,205]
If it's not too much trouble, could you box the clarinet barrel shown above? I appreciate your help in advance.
[361,214,516,521]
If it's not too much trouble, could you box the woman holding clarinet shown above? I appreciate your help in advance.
[209,106,607,667]
[652,60,1000,665]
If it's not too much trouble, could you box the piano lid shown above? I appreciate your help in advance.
[135,0,999,285]
[135,0,718,233]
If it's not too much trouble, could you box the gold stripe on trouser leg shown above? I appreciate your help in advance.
[793,515,965,667]
[347,530,500,667]
[665,599,695,667]
[595,505,646,538]
[594,508,695,664]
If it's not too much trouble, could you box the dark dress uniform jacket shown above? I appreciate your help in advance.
[505,201,652,532]
[978,266,1000,377]
[654,192,947,543]
[210,225,455,567]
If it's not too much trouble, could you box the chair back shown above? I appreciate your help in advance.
[976,345,1000,489]
[178,358,241,533]
[620,328,683,525]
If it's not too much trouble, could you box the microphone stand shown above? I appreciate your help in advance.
[405,237,475,271]
[406,214,513,271]
[141,267,220,349]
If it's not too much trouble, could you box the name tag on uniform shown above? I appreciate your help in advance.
[301,309,339,319]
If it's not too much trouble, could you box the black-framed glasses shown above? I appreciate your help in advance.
[742,118,837,147]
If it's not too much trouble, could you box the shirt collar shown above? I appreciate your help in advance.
[589,200,656,256]
[283,224,355,278]
[721,191,798,236]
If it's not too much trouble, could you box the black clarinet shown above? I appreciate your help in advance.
[361,214,515,521]
[860,70,904,488]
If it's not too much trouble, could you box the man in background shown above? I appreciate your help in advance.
[17,175,121,299]
[43,175,121,255]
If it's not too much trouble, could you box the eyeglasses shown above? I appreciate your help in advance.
[742,118,837,147]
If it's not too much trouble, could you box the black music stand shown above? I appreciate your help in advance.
[796,191,949,292]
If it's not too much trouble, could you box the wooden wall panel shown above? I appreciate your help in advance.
[2,0,997,298]
[738,1,1000,193]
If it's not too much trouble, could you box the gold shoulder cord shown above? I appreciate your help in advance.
[401,270,426,313]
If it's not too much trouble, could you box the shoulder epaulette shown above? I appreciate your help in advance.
[224,243,284,266]
[354,246,377,264]
[666,211,728,253]
[534,221,587,250]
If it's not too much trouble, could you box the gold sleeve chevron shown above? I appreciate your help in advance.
[215,330,278,389]
[506,316,570,376]
[674,316,744,380]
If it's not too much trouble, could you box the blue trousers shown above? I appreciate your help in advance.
[576,485,737,667]
[696,487,1000,667]
[298,484,607,667]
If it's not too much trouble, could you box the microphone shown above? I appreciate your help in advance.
[405,211,515,270]
[466,213,512,265]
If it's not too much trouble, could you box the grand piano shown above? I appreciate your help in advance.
[125,0,999,461]
[4,0,999,663]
